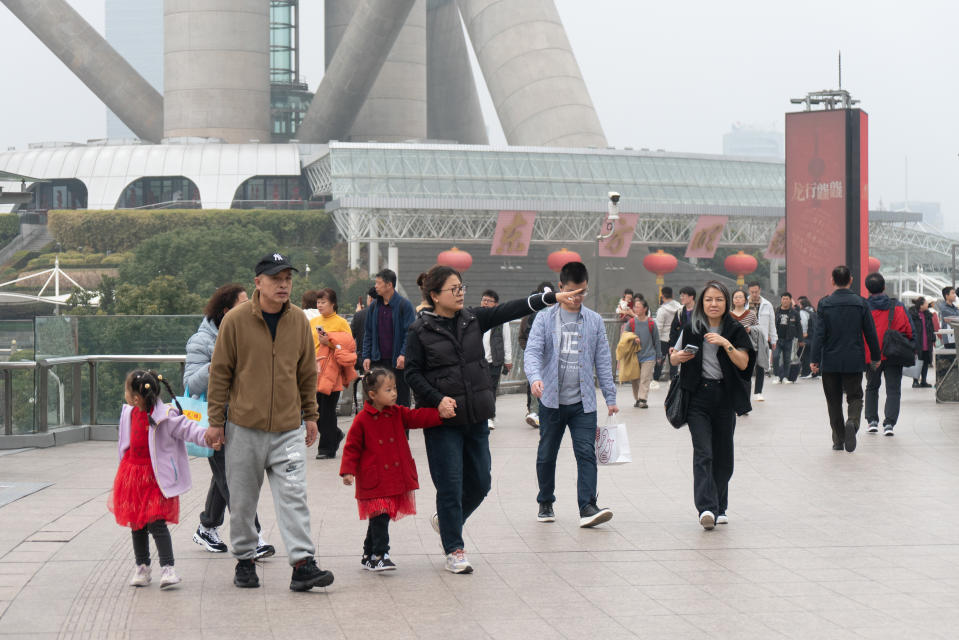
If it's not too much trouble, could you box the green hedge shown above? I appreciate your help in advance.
[48,209,334,253]
[0,214,20,247]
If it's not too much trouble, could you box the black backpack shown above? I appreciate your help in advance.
[882,306,916,367]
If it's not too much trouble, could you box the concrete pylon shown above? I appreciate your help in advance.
[297,0,418,143]
[426,0,487,144]
[163,0,271,143]
[1,0,164,142]
[326,0,427,142]
[457,0,607,148]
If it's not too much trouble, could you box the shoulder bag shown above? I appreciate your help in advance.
[882,307,916,367]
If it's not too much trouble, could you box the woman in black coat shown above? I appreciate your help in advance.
[909,296,936,388]
[669,280,755,531]
[404,265,579,574]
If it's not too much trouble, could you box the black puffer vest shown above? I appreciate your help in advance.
[409,309,494,427]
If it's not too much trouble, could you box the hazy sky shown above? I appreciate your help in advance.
[1,1,956,227]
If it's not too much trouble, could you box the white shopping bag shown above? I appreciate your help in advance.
[595,418,632,465]
[902,357,922,380]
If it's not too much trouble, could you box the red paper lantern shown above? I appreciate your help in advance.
[643,250,678,280]
[724,250,759,286]
[868,256,881,273]
[437,247,473,271]
[547,248,582,273]
[643,250,678,300]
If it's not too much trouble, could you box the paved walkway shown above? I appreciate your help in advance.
[1,378,958,639]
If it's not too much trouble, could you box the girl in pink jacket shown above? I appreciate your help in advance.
[108,369,215,589]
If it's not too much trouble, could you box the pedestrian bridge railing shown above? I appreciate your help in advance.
[0,354,185,440]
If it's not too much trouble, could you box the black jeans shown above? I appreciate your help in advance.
[685,381,735,516]
[362,513,390,557]
[373,360,410,406]
[865,362,902,426]
[654,341,676,381]
[821,372,864,446]
[488,364,502,418]
[753,364,765,394]
[199,445,261,533]
[317,391,344,454]
[424,420,491,554]
[132,520,174,566]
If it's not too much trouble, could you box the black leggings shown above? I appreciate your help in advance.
[362,513,390,557]
[132,520,173,566]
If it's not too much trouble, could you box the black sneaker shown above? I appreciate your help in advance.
[537,502,555,523]
[290,557,334,591]
[234,559,259,588]
[844,419,857,452]
[361,553,370,567]
[633,400,641,408]
[368,554,397,572]
[831,443,844,451]
[579,502,613,528]
[193,525,228,553]
[639,400,648,409]
[883,424,895,437]
[254,543,275,560]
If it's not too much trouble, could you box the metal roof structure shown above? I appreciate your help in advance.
[0,143,304,210]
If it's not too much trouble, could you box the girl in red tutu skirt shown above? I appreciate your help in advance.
[339,368,450,571]
[109,369,216,589]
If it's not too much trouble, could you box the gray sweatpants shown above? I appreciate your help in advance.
[225,421,314,566]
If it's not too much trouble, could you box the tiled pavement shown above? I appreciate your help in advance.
[1,378,958,639]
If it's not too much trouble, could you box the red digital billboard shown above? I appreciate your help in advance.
[785,109,867,303]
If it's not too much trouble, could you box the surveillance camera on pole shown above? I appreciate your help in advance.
[598,192,621,240]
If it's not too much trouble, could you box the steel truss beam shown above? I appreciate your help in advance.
[331,208,956,265]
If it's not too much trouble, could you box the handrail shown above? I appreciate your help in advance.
[1,354,187,436]
[40,354,186,366]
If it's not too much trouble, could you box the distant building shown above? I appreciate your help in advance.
[890,200,943,229]
[104,0,163,140]
[723,123,784,159]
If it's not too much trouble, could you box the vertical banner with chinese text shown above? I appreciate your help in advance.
[785,109,868,301]
[598,214,639,258]
[764,218,786,260]
[684,216,728,259]
[491,211,536,256]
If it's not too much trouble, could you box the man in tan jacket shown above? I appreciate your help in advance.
[207,252,333,592]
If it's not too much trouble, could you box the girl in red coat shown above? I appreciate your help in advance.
[340,368,448,571]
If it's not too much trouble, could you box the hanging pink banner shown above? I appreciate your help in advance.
[491,211,536,256]
[685,216,728,259]
[598,213,639,258]
[764,218,786,260]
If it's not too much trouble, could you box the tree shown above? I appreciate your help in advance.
[114,276,205,315]
[118,225,279,297]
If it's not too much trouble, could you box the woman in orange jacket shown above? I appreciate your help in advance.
[310,288,358,459]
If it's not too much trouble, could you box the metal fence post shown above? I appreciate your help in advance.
[37,363,49,433]
[3,370,12,436]
[71,363,82,425]
[88,361,97,425]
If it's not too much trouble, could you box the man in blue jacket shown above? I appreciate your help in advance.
[525,261,619,528]
[362,269,416,406]
[810,265,881,453]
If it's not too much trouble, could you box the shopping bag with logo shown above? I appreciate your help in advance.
[595,418,632,465]
[177,385,212,458]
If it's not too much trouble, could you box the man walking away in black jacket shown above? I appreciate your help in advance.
[810,266,881,453]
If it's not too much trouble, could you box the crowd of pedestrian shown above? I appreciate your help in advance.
[111,251,949,593]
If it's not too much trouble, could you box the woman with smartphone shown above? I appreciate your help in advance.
[669,281,754,530]
[310,288,358,459]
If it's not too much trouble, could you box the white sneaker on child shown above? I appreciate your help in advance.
[129,564,151,587]
[159,565,181,589]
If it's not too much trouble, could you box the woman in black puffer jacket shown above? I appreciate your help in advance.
[404,265,578,574]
